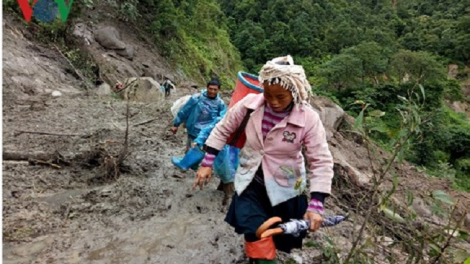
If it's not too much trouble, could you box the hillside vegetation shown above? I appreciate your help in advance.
[137,0,244,86]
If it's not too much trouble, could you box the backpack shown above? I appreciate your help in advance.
[229,71,263,108]
[170,94,201,117]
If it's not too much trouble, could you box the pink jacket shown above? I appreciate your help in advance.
[206,93,334,206]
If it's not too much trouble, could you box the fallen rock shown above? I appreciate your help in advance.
[309,96,345,140]
[120,77,164,103]
[376,236,394,247]
[141,62,158,79]
[51,91,62,97]
[116,46,134,60]
[94,26,126,50]
[95,82,111,96]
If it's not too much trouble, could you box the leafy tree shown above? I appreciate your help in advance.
[318,54,363,91]
[390,50,446,84]
[149,0,180,39]
[454,16,470,63]
[324,20,362,53]
[342,41,389,85]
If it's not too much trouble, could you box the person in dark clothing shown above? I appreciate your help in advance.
[162,78,175,97]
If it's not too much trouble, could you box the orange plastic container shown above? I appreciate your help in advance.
[228,71,263,109]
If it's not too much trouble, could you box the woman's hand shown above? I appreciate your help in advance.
[193,166,213,190]
[303,211,323,232]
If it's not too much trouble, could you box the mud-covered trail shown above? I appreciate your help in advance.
[4,89,469,264]
[2,88,249,264]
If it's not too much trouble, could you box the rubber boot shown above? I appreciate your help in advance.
[171,146,204,171]
[245,237,277,264]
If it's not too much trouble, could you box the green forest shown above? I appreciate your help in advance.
[5,0,469,189]
[137,0,470,190]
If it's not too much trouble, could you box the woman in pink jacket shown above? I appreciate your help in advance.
[195,55,334,264]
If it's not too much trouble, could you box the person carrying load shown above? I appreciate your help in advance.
[194,55,334,264]
[171,78,226,155]
[162,78,176,97]
[172,73,262,205]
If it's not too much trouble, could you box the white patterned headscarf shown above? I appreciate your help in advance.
[258,55,312,104]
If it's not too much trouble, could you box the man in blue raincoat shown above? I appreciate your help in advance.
[171,79,226,154]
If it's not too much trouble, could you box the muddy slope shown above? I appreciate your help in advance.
[2,15,244,264]
[2,93,248,264]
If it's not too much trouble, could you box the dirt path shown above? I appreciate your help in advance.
[2,88,249,263]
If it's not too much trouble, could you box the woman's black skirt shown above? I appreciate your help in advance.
[224,177,308,253]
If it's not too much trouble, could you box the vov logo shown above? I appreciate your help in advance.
[16,0,74,23]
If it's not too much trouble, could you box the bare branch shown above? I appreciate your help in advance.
[15,130,88,137]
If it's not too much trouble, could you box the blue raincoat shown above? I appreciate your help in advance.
[194,107,227,147]
[173,90,226,138]
[194,108,240,184]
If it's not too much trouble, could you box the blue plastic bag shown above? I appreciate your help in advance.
[213,145,240,184]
